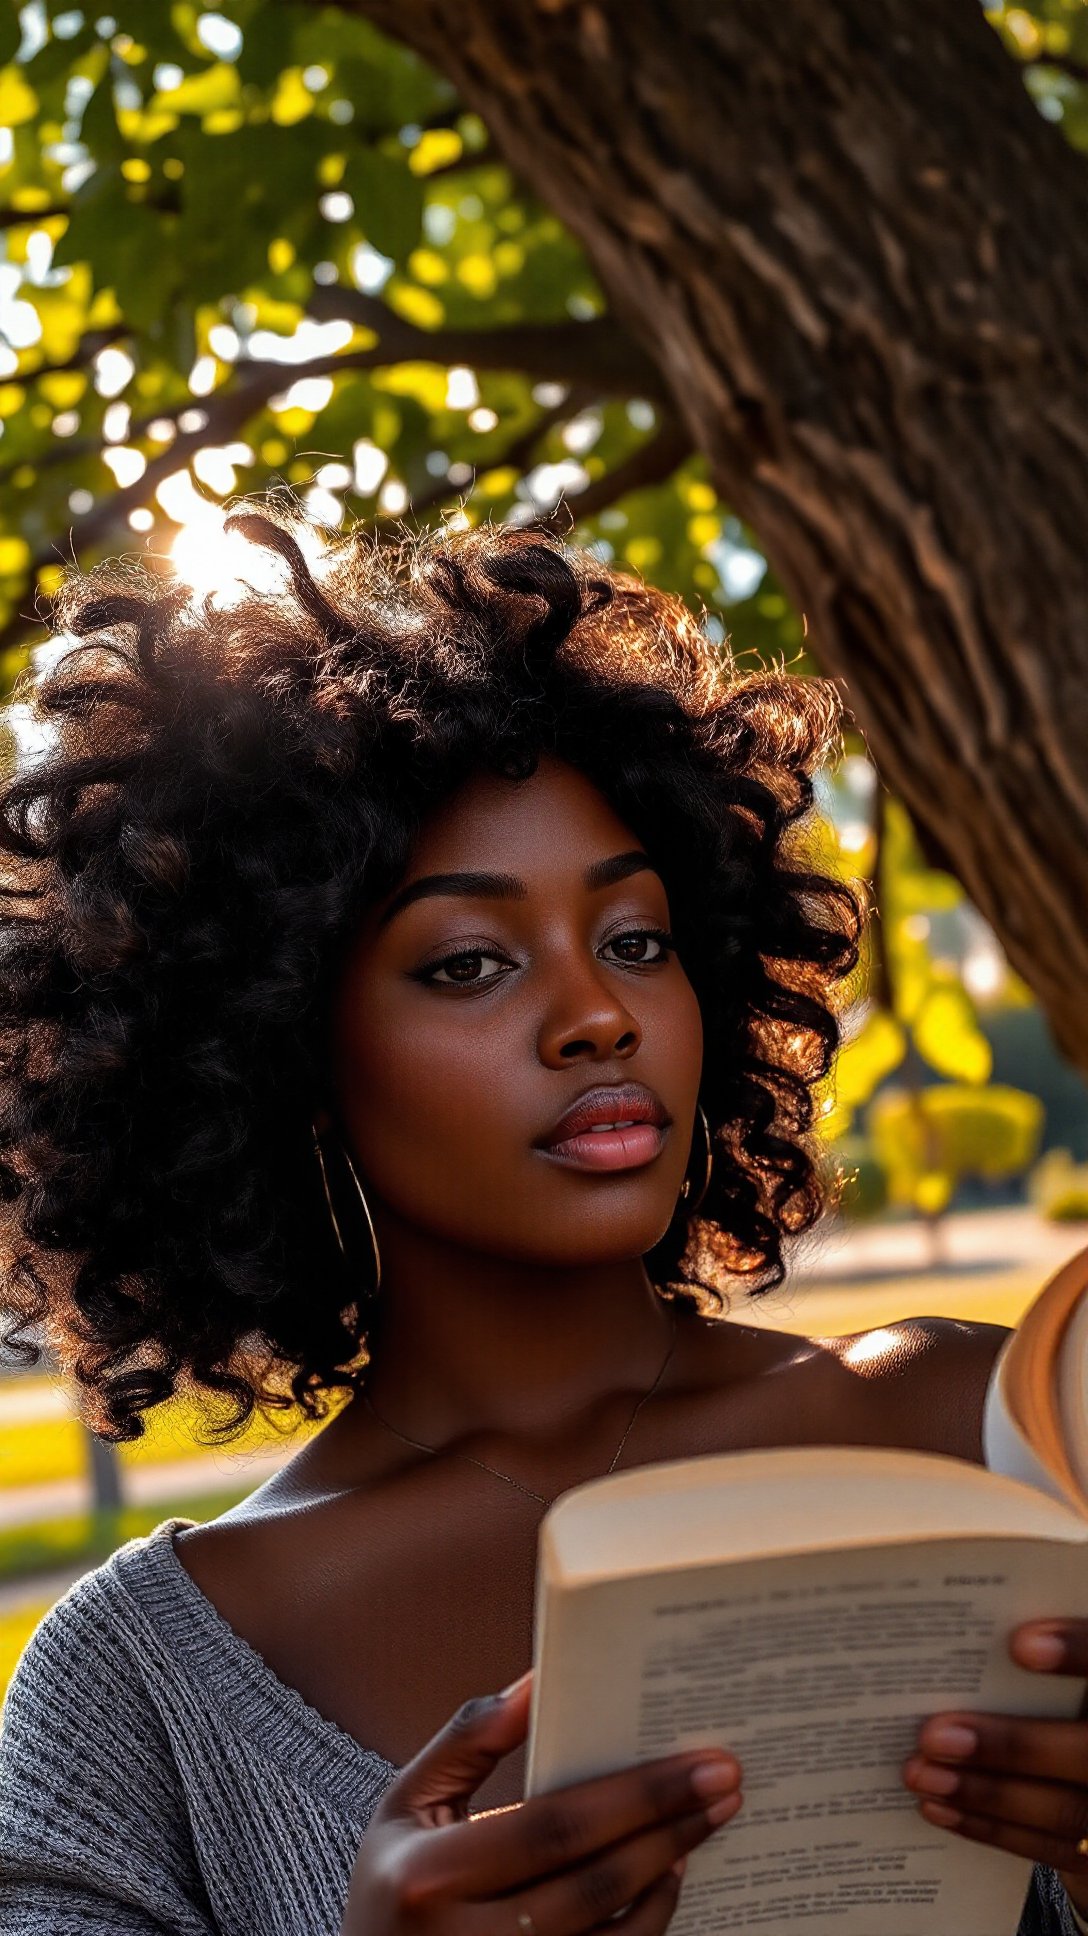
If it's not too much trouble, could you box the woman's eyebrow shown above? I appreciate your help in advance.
[378,849,654,929]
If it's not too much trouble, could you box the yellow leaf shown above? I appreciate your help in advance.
[493,241,524,276]
[270,67,314,127]
[87,288,124,328]
[0,68,38,128]
[455,252,496,299]
[39,371,86,409]
[152,62,241,119]
[117,106,179,142]
[204,108,243,135]
[477,466,519,496]
[684,480,716,511]
[626,536,663,572]
[408,248,449,287]
[0,385,24,419]
[688,513,721,548]
[387,283,444,330]
[913,984,992,1084]
[272,407,315,437]
[915,1171,954,1217]
[835,1008,906,1111]
[0,537,30,574]
[37,564,65,596]
[8,187,54,213]
[31,289,85,364]
[267,237,295,275]
[375,361,448,412]
[409,128,462,176]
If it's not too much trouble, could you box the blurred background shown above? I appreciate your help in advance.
[2,0,1088,1698]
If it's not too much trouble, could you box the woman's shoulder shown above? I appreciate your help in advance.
[0,1520,214,1929]
[1,1518,192,1750]
[805,1312,1010,1462]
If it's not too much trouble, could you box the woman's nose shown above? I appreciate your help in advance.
[536,967,642,1067]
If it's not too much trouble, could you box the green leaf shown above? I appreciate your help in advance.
[343,148,425,263]
[0,12,20,62]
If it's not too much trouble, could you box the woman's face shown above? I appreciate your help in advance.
[325,754,704,1268]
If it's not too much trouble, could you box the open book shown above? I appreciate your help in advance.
[525,1247,1088,1936]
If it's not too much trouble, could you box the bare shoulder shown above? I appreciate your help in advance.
[807,1314,1010,1464]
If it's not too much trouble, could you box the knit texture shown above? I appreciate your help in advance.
[0,1516,1082,1935]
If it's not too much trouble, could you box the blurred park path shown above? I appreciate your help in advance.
[0,1443,293,1533]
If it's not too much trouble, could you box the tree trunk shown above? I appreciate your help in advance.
[345,0,1088,1069]
[84,1423,124,1514]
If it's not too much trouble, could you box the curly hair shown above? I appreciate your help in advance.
[0,504,861,1440]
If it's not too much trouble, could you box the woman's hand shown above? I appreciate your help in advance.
[902,1619,1088,1917]
[341,1671,742,1936]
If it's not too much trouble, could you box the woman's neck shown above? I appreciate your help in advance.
[353,1210,677,1448]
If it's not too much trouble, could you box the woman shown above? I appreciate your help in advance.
[0,508,1084,1936]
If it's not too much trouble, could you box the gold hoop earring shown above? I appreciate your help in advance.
[312,1123,382,1297]
[679,1104,713,1214]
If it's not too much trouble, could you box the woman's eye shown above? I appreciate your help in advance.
[422,949,511,986]
[603,928,675,965]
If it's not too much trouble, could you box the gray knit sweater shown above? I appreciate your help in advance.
[0,1517,1082,1935]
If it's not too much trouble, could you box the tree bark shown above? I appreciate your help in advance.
[342,0,1088,1070]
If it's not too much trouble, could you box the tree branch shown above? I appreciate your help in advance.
[0,206,68,231]
[538,412,694,529]
[306,288,669,398]
[0,381,621,655]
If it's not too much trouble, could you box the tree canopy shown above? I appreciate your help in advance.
[2,0,1087,1192]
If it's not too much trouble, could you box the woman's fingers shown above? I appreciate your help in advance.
[905,1755,1088,1858]
[905,1778,1088,1879]
[1011,1620,1088,1678]
[501,1796,741,1936]
[914,1712,1088,1788]
[588,1866,687,1936]
[375,1676,533,1826]
[412,1748,741,1901]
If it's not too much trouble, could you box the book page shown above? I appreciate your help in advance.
[528,1536,1088,1936]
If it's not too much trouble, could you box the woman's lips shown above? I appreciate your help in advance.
[539,1123,667,1172]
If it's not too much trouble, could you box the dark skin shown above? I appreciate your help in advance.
[176,755,1088,1929]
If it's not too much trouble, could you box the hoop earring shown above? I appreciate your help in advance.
[312,1123,382,1298]
[679,1103,713,1215]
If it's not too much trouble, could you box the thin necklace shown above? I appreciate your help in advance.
[361,1303,680,1507]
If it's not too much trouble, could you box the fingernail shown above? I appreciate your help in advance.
[705,1792,742,1827]
[670,1857,688,1879]
[691,1757,741,1798]
[920,1799,961,1828]
[922,1723,976,1759]
[911,1762,960,1798]
[500,1669,533,1699]
[1017,1630,1065,1670]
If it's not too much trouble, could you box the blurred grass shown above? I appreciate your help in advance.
[0,1382,322,1490]
[0,1483,257,1586]
[0,1484,255,1704]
